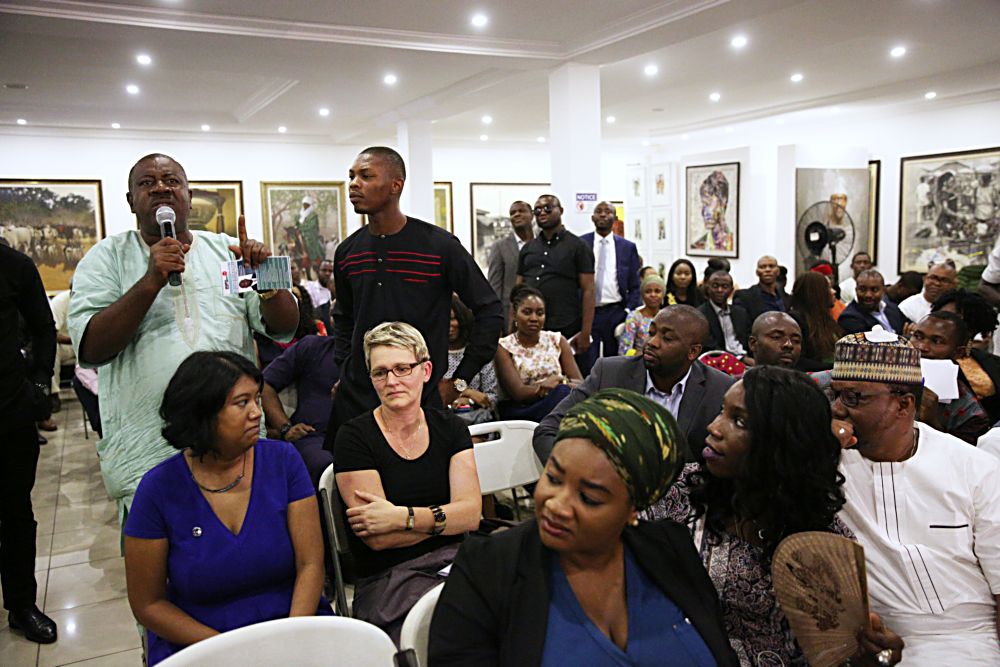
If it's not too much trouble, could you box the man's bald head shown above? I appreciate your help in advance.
[657,304,709,344]
[749,312,802,368]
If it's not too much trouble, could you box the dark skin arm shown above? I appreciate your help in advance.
[978,279,1000,307]
[228,216,298,335]
[261,382,314,441]
[568,273,596,354]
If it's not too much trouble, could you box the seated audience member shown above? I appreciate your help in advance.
[48,284,75,411]
[747,312,803,369]
[700,257,732,290]
[430,389,739,667]
[255,284,318,369]
[885,270,924,307]
[665,258,703,307]
[830,333,1000,665]
[495,285,583,421]
[124,351,329,665]
[618,274,665,356]
[261,332,339,487]
[302,259,334,332]
[639,265,659,281]
[838,269,906,335]
[777,264,789,293]
[733,255,789,323]
[643,366,903,666]
[334,322,481,640]
[898,259,958,325]
[699,271,749,358]
[809,261,847,320]
[442,294,499,426]
[839,251,874,305]
[534,304,734,463]
[932,289,1000,422]
[789,271,842,370]
[72,365,102,438]
[909,312,991,444]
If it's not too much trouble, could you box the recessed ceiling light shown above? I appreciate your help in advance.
[709,91,721,102]
[201,124,211,132]
[136,53,152,66]
[16,118,27,125]
[681,133,689,140]
[790,73,804,83]
[606,115,616,124]
[479,134,489,141]
[126,84,140,95]
[924,91,937,100]
[278,126,287,133]
[890,45,906,58]
[641,139,651,147]
[470,13,488,28]
[730,35,748,49]
[319,107,330,117]
[383,73,397,86]
[725,126,734,133]
[111,122,121,129]
[536,136,546,143]
[775,117,786,125]
[831,106,841,114]
[644,64,658,77]
[481,115,493,125]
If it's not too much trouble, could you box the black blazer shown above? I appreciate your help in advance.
[698,302,750,355]
[732,284,790,325]
[427,520,739,667]
[837,300,906,336]
[969,348,1000,424]
[533,355,735,463]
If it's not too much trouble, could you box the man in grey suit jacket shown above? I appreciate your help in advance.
[487,201,535,331]
[534,304,735,463]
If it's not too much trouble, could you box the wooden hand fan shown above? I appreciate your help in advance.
[772,532,869,667]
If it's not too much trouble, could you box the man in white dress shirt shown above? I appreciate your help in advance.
[830,331,1000,665]
[839,251,873,305]
[899,259,958,327]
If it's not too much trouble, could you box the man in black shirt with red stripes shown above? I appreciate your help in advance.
[326,147,503,442]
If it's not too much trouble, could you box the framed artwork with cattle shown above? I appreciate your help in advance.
[0,179,106,293]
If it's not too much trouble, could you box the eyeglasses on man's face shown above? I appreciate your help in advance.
[369,359,427,382]
[827,387,903,408]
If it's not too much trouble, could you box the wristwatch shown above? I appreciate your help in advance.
[405,506,415,531]
[453,378,468,393]
[429,504,447,535]
[278,423,293,439]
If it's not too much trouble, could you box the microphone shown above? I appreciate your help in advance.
[155,206,182,286]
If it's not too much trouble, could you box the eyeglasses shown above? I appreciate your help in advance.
[928,258,956,270]
[369,359,427,382]
[828,387,903,408]
[533,204,555,214]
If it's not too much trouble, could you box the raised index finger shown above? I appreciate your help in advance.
[237,214,248,245]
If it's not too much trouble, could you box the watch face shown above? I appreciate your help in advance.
[454,379,468,392]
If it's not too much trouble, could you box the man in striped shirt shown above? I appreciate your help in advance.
[326,147,503,441]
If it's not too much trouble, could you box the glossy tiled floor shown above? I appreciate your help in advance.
[0,391,143,666]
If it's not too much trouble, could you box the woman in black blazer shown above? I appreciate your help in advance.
[428,389,738,667]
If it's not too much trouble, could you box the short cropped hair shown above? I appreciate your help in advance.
[925,309,970,346]
[128,153,187,191]
[160,351,262,458]
[359,146,406,180]
[363,321,429,370]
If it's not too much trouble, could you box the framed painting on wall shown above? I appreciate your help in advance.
[434,181,454,232]
[650,164,670,206]
[626,166,646,207]
[868,160,880,264]
[650,206,671,247]
[793,168,871,280]
[685,162,739,258]
[261,181,346,279]
[897,146,1000,273]
[0,179,105,292]
[188,181,243,237]
[470,182,550,270]
[611,200,625,237]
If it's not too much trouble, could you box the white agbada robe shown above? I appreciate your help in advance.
[839,422,1000,665]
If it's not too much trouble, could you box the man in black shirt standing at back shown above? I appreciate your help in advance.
[0,242,58,644]
[517,194,596,374]
[327,147,503,441]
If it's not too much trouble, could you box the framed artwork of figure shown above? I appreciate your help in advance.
[685,162,739,258]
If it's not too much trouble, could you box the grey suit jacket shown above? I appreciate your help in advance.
[487,234,520,330]
[533,355,735,463]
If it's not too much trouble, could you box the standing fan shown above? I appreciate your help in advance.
[796,201,856,283]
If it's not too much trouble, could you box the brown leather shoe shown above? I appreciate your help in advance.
[37,418,58,432]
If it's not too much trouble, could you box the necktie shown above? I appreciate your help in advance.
[595,238,607,302]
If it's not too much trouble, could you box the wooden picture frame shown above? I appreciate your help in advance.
[260,181,346,278]
[188,180,244,237]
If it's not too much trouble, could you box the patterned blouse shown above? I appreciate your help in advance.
[444,347,499,407]
[642,464,854,667]
[618,308,656,356]
[498,330,563,386]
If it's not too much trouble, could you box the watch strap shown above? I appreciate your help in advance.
[405,506,415,531]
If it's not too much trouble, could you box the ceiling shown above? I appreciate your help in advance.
[2,0,999,145]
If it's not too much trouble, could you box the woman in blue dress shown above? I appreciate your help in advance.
[124,350,330,665]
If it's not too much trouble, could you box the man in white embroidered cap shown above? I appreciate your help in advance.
[830,329,1000,665]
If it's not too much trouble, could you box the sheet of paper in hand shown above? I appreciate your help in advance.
[220,256,292,295]
[772,532,869,667]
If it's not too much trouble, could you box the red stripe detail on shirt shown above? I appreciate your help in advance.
[346,269,378,277]
[386,269,441,277]
[344,251,377,260]
[404,278,428,283]
[387,251,442,259]
[341,258,377,269]
[386,258,442,266]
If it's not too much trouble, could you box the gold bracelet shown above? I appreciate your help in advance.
[257,289,280,301]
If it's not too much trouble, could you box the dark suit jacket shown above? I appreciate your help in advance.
[698,302,750,354]
[487,234,521,330]
[837,300,907,336]
[732,284,790,325]
[970,347,1000,424]
[428,520,739,667]
[533,355,735,463]
[579,232,642,309]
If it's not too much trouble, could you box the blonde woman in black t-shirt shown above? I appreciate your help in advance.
[334,321,481,641]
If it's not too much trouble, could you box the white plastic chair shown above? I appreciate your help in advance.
[467,420,543,495]
[398,582,445,667]
[318,464,351,617]
[156,616,396,667]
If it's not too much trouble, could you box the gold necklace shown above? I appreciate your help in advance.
[378,408,423,460]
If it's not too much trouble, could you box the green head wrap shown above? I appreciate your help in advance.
[555,388,683,510]
[640,274,666,292]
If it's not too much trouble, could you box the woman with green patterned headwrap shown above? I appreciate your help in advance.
[429,389,738,667]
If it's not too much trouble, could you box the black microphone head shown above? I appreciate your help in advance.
[155,206,176,225]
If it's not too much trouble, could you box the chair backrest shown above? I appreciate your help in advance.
[318,464,351,556]
[398,582,445,667]
[156,616,396,667]
[467,420,543,495]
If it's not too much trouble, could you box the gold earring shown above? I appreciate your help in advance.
[629,516,639,527]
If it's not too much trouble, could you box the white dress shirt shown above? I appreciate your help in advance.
[302,279,331,307]
[899,292,933,324]
[593,233,621,306]
[840,276,857,304]
[867,299,895,333]
[644,366,692,419]
[708,301,746,357]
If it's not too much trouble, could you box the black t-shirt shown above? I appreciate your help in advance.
[333,407,474,577]
[517,228,595,337]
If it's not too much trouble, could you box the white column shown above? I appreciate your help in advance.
[396,119,434,223]
[548,63,602,234]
